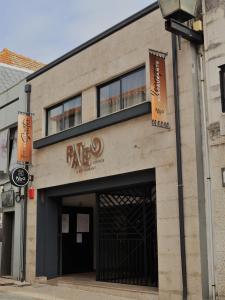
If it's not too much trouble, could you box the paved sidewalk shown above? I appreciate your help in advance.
[0,290,40,300]
[0,277,30,287]
[0,279,158,300]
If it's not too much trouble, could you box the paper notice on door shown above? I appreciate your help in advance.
[77,214,89,233]
[62,214,69,233]
[76,233,82,243]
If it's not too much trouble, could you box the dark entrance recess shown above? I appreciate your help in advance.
[97,184,158,287]
[60,207,93,274]
[1,212,14,276]
[36,169,157,283]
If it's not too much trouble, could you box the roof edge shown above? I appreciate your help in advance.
[0,62,33,74]
[27,1,159,82]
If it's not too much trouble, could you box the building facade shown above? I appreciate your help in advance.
[25,3,211,299]
[0,79,27,279]
[0,49,44,280]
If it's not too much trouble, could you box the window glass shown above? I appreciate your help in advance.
[0,129,9,174]
[122,68,146,108]
[47,96,82,136]
[64,97,82,130]
[47,105,63,135]
[99,80,120,117]
[98,67,146,117]
[9,130,18,172]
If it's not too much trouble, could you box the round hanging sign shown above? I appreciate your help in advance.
[10,167,29,188]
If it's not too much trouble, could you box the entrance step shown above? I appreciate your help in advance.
[0,286,159,300]
[45,275,158,300]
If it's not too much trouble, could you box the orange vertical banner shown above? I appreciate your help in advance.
[150,50,170,129]
[17,113,32,163]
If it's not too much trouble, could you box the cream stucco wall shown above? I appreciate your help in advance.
[204,1,225,299]
[27,7,208,300]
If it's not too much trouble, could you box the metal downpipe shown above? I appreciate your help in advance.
[172,33,188,300]
[21,84,31,282]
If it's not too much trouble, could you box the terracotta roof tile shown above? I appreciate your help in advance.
[0,48,45,71]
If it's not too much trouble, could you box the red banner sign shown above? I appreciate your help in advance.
[17,113,32,163]
[150,51,170,129]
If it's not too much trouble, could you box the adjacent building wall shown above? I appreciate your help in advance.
[0,80,27,279]
[203,1,225,298]
[0,79,26,130]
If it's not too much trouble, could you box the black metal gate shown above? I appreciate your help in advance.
[97,184,158,287]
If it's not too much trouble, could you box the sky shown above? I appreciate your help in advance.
[1,0,156,64]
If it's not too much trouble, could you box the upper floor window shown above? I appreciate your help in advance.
[0,127,17,182]
[47,95,82,135]
[98,67,146,117]
[220,65,225,113]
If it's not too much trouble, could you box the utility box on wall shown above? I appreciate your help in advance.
[1,190,15,208]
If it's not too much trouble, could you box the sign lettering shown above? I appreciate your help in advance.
[67,137,104,172]
[150,51,170,129]
[10,167,29,187]
[17,113,32,163]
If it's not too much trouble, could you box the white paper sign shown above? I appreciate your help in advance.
[62,214,69,233]
[77,214,89,233]
[76,233,83,243]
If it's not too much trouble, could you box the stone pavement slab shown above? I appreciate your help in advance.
[0,277,30,287]
[0,281,158,300]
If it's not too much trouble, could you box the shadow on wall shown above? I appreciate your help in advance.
[206,0,224,11]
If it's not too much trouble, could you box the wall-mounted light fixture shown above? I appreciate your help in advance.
[157,0,203,44]
[158,0,199,23]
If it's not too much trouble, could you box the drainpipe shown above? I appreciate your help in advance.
[21,83,31,282]
[172,33,187,300]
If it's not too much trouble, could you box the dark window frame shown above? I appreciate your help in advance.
[97,66,146,117]
[219,65,225,113]
[34,102,150,149]
[46,95,82,136]
[0,125,17,180]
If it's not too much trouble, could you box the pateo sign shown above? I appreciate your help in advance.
[67,137,104,172]
[10,167,29,187]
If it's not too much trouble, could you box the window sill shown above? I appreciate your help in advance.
[33,101,151,149]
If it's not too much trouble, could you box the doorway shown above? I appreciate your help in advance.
[60,207,93,275]
[36,169,157,287]
[1,211,14,276]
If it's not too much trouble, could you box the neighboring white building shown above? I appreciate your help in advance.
[0,79,27,279]
[0,48,44,280]
[202,0,225,299]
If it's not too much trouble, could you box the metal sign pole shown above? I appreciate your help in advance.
[21,84,31,282]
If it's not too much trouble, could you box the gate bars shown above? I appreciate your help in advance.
[96,184,158,287]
